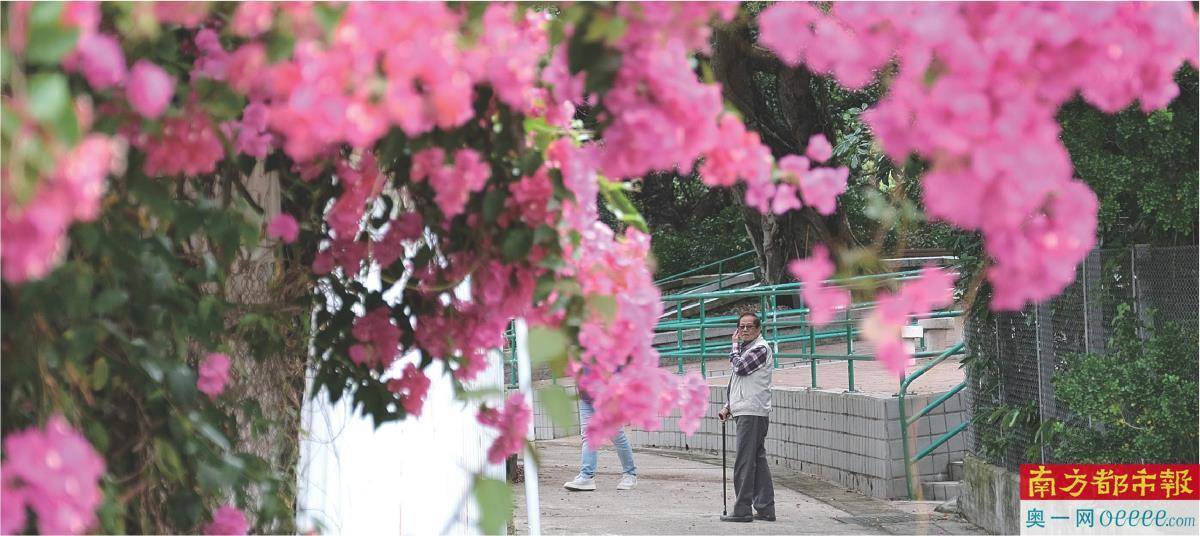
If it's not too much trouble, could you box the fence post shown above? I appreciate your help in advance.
[770,294,779,369]
[699,300,708,378]
[676,304,686,376]
[1132,245,1152,340]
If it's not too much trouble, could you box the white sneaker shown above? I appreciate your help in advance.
[563,475,596,491]
[617,474,637,490]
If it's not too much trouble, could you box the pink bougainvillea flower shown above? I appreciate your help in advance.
[758,1,1197,309]
[1,415,105,535]
[70,33,126,90]
[231,2,275,38]
[0,466,26,535]
[1,134,114,283]
[797,166,849,216]
[804,133,834,163]
[266,214,299,243]
[788,245,851,327]
[861,267,957,378]
[350,307,401,369]
[204,504,250,536]
[126,60,175,119]
[477,392,531,464]
[140,102,224,177]
[387,364,432,417]
[154,2,211,28]
[197,352,232,400]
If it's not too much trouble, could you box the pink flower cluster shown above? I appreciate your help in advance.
[247,2,547,162]
[410,148,492,220]
[477,392,531,464]
[774,136,851,216]
[787,245,851,328]
[0,416,105,535]
[372,212,424,269]
[140,102,224,178]
[266,213,299,244]
[350,307,402,369]
[387,364,432,417]
[508,168,555,228]
[759,2,1198,309]
[568,225,709,443]
[47,3,175,120]
[861,267,955,377]
[326,153,386,240]
[597,3,737,180]
[221,100,274,158]
[197,352,233,400]
[413,260,538,382]
[1,135,114,283]
[203,504,250,536]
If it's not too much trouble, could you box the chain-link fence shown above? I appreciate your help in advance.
[965,245,1198,471]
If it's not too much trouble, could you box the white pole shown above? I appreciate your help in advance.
[513,319,541,535]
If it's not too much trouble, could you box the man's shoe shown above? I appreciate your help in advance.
[720,514,753,522]
[753,512,776,522]
[563,475,596,491]
[616,474,637,490]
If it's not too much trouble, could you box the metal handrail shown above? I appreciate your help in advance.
[898,341,969,499]
[654,250,756,286]
[661,269,936,301]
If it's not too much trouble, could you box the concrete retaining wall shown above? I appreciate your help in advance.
[526,384,969,499]
[960,455,1021,534]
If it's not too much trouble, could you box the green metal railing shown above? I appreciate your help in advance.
[898,341,969,499]
[505,266,963,394]
[654,250,756,287]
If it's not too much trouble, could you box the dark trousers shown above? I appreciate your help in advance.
[733,415,774,517]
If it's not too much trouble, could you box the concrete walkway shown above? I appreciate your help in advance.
[514,437,984,535]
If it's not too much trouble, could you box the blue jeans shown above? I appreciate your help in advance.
[578,399,636,478]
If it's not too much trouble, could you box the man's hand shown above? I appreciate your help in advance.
[718,407,731,422]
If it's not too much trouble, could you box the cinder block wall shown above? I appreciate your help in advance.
[526,384,969,499]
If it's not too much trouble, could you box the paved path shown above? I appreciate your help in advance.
[514,437,984,535]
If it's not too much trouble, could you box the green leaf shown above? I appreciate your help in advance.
[27,72,71,124]
[154,437,186,482]
[194,418,233,452]
[528,326,568,367]
[587,295,617,323]
[166,364,197,404]
[140,358,165,382]
[313,3,345,37]
[501,227,534,262]
[482,189,506,224]
[26,3,80,66]
[455,386,507,402]
[91,358,110,390]
[474,476,513,536]
[29,2,64,26]
[93,289,129,314]
[267,31,296,62]
[538,384,577,429]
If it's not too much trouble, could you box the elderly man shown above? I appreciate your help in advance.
[718,312,775,522]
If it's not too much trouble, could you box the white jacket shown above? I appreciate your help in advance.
[725,336,773,417]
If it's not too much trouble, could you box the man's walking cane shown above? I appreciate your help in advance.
[721,419,728,516]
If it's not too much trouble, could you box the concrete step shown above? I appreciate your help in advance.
[921,480,962,503]
[949,459,964,481]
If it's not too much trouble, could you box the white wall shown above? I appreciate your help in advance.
[296,352,505,534]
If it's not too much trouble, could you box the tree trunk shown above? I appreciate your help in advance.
[712,18,859,282]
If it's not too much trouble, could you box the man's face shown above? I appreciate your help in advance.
[736,317,760,342]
